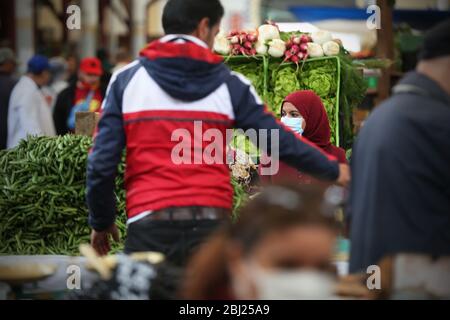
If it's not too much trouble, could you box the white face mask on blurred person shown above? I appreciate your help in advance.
[252,266,336,300]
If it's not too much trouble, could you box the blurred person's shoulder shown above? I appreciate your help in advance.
[0,73,17,90]
[112,60,141,77]
[108,60,142,87]
[11,76,36,96]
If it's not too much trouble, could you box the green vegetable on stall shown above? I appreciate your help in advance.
[300,60,337,98]
[269,64,301,116]
[0,135,248,256]
[226,58,265,99]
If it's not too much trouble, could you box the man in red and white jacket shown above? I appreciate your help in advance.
[87,0,350,264]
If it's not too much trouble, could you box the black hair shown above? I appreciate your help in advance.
[162,0,224,35]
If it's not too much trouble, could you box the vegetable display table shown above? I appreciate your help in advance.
[0,255,100,300]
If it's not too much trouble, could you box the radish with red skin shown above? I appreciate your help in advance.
[291,55,299,63]
[240,47,248,55]
[285,50,293,59]
[300,35,309,43]
[250,48,257,55]
[247,34,257,42]
[290,44,300,54]
[243,41,253,49]
[293,37,301,45]
[300,43,308,51]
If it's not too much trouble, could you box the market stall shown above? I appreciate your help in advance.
[220,22,367,150]
[0,22,367,299]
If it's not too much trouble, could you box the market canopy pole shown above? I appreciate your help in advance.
[131,0,150,58]
[375,0,394,105]
[81,0,99,57]
[15,0,34,74]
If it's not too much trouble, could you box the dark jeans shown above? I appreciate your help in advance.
[124,218,225,267]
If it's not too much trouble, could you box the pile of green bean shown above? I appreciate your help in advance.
[0,135,247,256]
[0,135,126,255]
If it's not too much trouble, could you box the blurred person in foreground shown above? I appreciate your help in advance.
[49,57,69,96]
[53,57,107,135]
[97,48,113,76]
[40,57,70,112]
[0,48,18,150]
[86,0,350,264]
[348,19,450,273]
[65,53,79,84]
[181,184,341,300]
[7,55,55,149]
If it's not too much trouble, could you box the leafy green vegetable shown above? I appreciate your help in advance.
[300,60,337,98]
[231,131,260,160]
[226,57,266,158]
[225,52,366,150]
[266,62,300,116]
[226,58,265,99]
[338,52,368,148]
[279,31,303,42]
[322,97,337,146]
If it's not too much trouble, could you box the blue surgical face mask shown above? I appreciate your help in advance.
[281,117,304,136]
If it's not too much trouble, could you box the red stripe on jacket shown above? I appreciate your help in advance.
[123,110,233,218]
[140,41,223,64]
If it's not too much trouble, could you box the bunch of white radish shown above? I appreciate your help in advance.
[255,23,281,56]
[309,30,342,57]
[214,32,231,55]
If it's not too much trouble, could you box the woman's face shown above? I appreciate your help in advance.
[252,226,336,271]
[281,102,306,129]
[228,225,336,299]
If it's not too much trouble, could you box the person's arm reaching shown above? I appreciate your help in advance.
[86,75,126,255]
[227,72,349,184]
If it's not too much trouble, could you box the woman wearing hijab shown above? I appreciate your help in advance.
[261,90,347,184]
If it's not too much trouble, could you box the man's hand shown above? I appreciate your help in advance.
[336,163,351,188]
[91,224,120,256]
